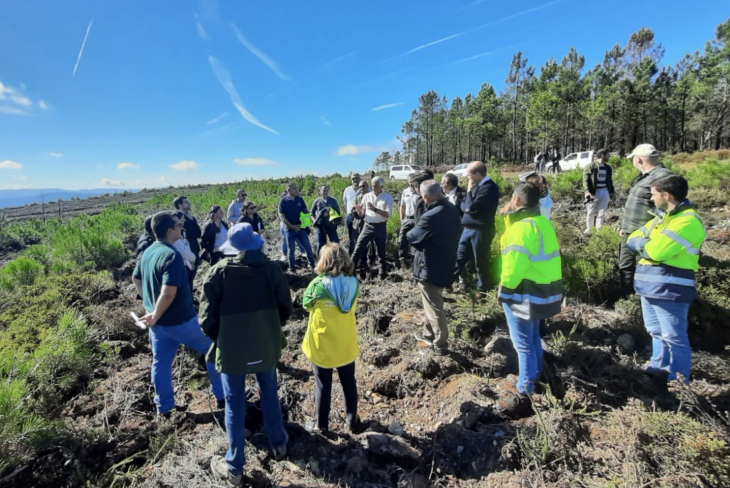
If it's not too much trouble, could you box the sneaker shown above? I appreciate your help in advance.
[158,404,188,419]
[583,228,592,235]
[272,444,287,460]
[414,331,434,346]
[210,455,242,487]
[496,392,533,419]
[216,398,226,410]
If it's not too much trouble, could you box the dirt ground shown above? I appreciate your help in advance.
[2,186,730,488]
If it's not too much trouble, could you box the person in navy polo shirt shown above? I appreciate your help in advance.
[279,182,316,271]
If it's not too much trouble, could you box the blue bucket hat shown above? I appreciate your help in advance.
[219,223,264,255]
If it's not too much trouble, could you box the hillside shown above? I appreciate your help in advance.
[0,155,729,487]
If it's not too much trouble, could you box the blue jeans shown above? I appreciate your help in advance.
[454,227,495,292]
[641,297,691,383]
[223,368,288,474]
[286,228,316,269]
[502,303,543,395]
[316,225,339,255]
[148,316,224,414]
[280,222,305,256]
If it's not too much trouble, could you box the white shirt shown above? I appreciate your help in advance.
[213,224,228,252]
[173,238,196,269]
[227,200,243,224]
[400,187,416,218]
[361,190,394,224]
[343,186,360,212]
[447,187,467,213]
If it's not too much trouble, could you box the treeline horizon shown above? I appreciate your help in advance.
[375,17,730,168]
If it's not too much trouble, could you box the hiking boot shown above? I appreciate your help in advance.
[158,404,188,419]
[497,392,533,419]
[210,455,242,487]
[305,420,327,435]
[346,414,362,433]
[432,347,449,357]
[414,331,434,347]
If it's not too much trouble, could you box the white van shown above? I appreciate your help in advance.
[546,151,594,173]
[389,164,423,181]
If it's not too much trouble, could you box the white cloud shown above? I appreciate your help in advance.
[170,160,199,171]
[335,144,387,156]
[0,106,31,115]
[372,102,403,111]
[3,184,33,189]
[230,23,289,80]
[73,18,94,77]
[319,116,331,126]
[13,175,27,180]
[0,160,23,169]
[322,51,357,68]
[208,56,279,134]
[48,152,63,158]
[117,162,140,170]
[233,157,278,166]
[101,178,124,187]
[0,79,49,114]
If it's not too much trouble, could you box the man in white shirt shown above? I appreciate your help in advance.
[352,176,394,279]
[343,173,362,253]
[226,189,248,224]
[441,173,467,217]
[398,184,416,267]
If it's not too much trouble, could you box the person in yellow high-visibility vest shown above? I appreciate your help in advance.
[496,181,563,417]
[627,175,706,384]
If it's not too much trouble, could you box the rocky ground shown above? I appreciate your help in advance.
[2,184,730,487]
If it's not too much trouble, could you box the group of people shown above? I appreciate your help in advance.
[131,142,706,485]
[533,149,562,173]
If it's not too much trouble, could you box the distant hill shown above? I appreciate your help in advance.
[0,188,137,209]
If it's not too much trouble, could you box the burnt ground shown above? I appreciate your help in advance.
[2,195,730,487]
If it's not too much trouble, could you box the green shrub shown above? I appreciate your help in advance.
[0,256,44,291]
[562,226,621,303]
[549,169,583,200]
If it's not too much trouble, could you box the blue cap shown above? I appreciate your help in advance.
[219,223,264,255]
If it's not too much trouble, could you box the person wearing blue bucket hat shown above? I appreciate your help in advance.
[199,222,293,485]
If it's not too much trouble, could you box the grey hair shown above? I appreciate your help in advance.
[372,176,384,187]
[285,182,297,191]
[420,179,443,200]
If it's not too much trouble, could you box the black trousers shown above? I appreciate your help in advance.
[312,362,357,431]
[352,222,387,275]
[618,235,638,297]
[398,218,415,263]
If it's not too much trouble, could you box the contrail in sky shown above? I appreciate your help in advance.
[208,56,279,135]
[387,1,561,60]
[230,22,289,80]
[73,17,94,77]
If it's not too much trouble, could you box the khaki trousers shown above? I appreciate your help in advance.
[418,281,448,351]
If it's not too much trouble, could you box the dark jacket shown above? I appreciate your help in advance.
[182,214,202,259]
[448,186,468,218]
[237,213,265,233]
[622,163,673,233]
[136,233,154,258]
[199,250,293,375]
[461,177,500,230]
[200,221,229,262]
[583,160,615,195]
[407,198,462,288]
[412,194,427,223]
[311,196,341,229]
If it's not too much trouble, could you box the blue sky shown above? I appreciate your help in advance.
[0,0,727,190]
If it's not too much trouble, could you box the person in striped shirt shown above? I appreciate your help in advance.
[582,149,615,234]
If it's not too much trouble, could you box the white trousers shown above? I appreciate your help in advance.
[586,187,610,230]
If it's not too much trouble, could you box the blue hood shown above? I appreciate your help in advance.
[321,275,359,313]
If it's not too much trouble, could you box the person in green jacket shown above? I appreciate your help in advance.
[302,243,361,433]
[200,223,293,487]
[496,181,563,418]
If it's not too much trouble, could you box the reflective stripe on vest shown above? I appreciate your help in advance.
[498,292,562,305]
[501,219,560,262]
[634,273,695,287]
[660,229,700,255]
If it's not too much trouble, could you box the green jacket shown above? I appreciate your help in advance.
[199,250,292,374]
[582,160,615,195]
[621,163,673,233]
